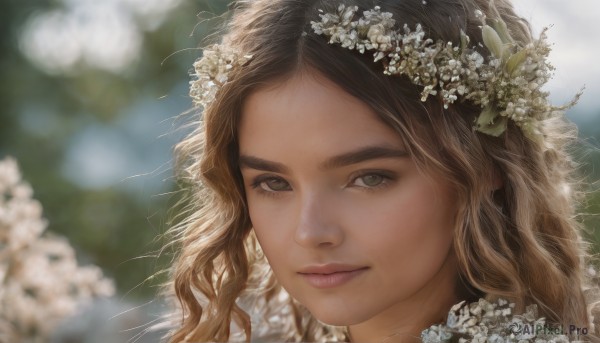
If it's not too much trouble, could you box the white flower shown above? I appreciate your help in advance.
[0,157,115,341]
[0,157,20,194]
[189,44,252,109]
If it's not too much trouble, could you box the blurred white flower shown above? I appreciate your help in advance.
[0,156,115,342]
[0,158,20,194]
[18,0,184,75]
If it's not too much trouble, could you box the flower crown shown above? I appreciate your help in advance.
[190,4,582,147]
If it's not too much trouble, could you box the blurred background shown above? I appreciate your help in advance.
[1,0,229,341]
[0,0,599,342]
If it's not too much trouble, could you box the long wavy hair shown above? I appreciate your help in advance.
[164,0,600,341]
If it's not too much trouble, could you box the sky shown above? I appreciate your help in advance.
[512,0,600,119]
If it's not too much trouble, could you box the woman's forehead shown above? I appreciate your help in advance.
[238,70,406,157]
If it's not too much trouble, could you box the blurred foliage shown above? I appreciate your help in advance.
[0,0,600,306]
[0,0,229,300]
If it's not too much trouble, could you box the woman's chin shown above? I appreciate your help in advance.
[306,306,368,327]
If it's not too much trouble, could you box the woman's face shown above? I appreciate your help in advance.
[238,69,459,336]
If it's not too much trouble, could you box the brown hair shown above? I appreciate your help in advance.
[165,0,600,341]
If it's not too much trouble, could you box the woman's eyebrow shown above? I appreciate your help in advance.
[238,145,409,173]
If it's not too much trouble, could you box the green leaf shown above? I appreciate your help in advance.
[482,25,505,60]
[489,18,513,44]
[475,107,507,136]
[506,49,528,76]
[476,106,499,125]
[501,47,512,63]
[477,117,508,137]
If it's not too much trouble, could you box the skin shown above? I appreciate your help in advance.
[238,68,460,343]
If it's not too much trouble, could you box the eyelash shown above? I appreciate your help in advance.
[249,171,396,198]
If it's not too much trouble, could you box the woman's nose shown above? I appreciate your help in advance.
[293,192,344,249]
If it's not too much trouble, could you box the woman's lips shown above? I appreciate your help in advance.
[298,266,369,289]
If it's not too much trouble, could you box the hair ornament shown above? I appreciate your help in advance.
[188,4,582,148]
[309,4,583,146]
[189,44,253,109]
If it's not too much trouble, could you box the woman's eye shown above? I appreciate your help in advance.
[251,177,290,193]
[249,171,394,198]
[351,172,395,190]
